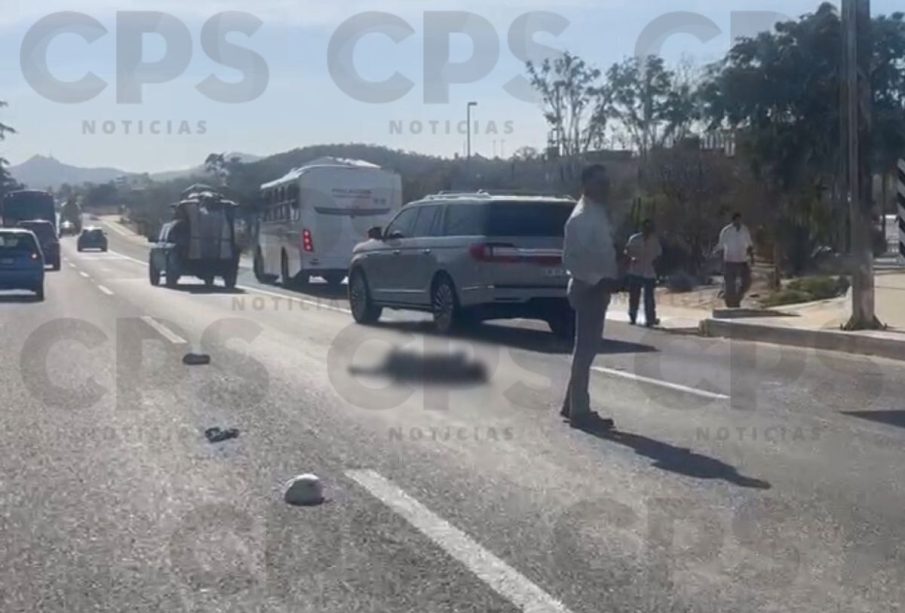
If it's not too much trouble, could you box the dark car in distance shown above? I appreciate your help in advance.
[17,220,60,271]
[77,227,108,252]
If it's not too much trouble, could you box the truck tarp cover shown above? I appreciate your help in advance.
[185,202,235,260]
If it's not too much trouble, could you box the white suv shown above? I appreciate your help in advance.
[348,192,577,338]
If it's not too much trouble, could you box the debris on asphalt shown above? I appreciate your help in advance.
[284,474,325,506]
[204,427,240,443]
[183,353,211,366]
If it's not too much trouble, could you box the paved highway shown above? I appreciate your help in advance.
[1,220,904,612]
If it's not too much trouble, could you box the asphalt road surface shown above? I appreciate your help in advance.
[1,220,904,612]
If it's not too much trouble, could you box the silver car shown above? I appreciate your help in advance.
[348,192,577,338]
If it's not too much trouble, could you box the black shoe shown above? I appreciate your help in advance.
[645,318,660,328]
[570,412,615,431]
[559,406,570,419]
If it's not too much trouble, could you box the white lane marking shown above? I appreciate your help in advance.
[68,263,77,269]
[101,220,137,238]
[140,315,187,345]
[592,366,729,401]
[347,470,573,613]
[79,271,91,279]
[236,285,351,315]
[106,250,146,265]
[97,285,114,296]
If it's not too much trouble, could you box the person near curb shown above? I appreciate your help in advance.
[716,212,754,308]
[559,164,619,430]
[625,219,662,327]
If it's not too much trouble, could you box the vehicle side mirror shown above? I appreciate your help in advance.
[367,226,383,240]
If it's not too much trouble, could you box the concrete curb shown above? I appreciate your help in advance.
[701,319,905,362]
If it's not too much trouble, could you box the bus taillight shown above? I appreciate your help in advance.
[301,229,314,253]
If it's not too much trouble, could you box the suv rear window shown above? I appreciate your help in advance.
[443,201,574,237]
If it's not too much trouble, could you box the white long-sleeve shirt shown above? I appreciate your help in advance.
[562,196,618,285]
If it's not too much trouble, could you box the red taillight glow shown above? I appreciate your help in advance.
[301,229,314,253]
[468,243,518,263]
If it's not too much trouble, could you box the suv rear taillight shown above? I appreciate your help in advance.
[469,243,562,265]
[301,229,314,253]
[468,243,519,263]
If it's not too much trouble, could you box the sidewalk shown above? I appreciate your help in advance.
[700,269,905,362]
[607,293,706,333]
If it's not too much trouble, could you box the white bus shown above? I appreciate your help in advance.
[253,157,403,286]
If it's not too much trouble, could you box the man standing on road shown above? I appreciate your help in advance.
[625,219,662,327]
[716,212,754,308]
[560,165,619,430]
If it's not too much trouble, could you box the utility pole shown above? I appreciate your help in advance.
[466,101,478,161]
[842,0,882,330]
[465,101,478,189]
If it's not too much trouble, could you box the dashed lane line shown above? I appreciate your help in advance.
[347,469,574,613]
[592,366,729,401]
[97,285,114,296]
[140,316,188,345]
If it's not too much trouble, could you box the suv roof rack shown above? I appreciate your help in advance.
[476,189,575,199]
[422,189,575,201]
[430,190,492,197]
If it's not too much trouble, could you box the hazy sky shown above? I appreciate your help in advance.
[0,0,901,173]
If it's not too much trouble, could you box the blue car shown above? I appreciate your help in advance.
[0,229,45,301]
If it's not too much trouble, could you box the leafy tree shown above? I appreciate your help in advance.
[0,100,20,200]
[871,12,905,219]
[702,3,905,279]
[526,51,606,177]
[512,146,540,161]
[205,152,243,187]
[701,3,845,283]
[604,55,698,157]
[644,142,740,276]
[82,182,121,209]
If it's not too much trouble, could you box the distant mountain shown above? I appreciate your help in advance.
[149,152,263,182]
[9,155,132,190]
[8,152,263,190]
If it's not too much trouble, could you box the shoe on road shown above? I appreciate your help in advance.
[569,412,615,431]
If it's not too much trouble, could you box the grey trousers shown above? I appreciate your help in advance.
[723,262,752,308]
[562,278,612,418]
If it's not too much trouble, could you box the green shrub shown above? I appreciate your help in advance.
[762,276,850,307]
[787,276,849,300]
[762,289,815,307]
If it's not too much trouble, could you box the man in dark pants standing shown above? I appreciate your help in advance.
[559,165,619,430]
[625,219,662,327]
[716,212,754,308]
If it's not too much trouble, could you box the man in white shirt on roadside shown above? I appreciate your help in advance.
[625,219,662,327]
[559,164,619,430]
[716,212,754,308]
